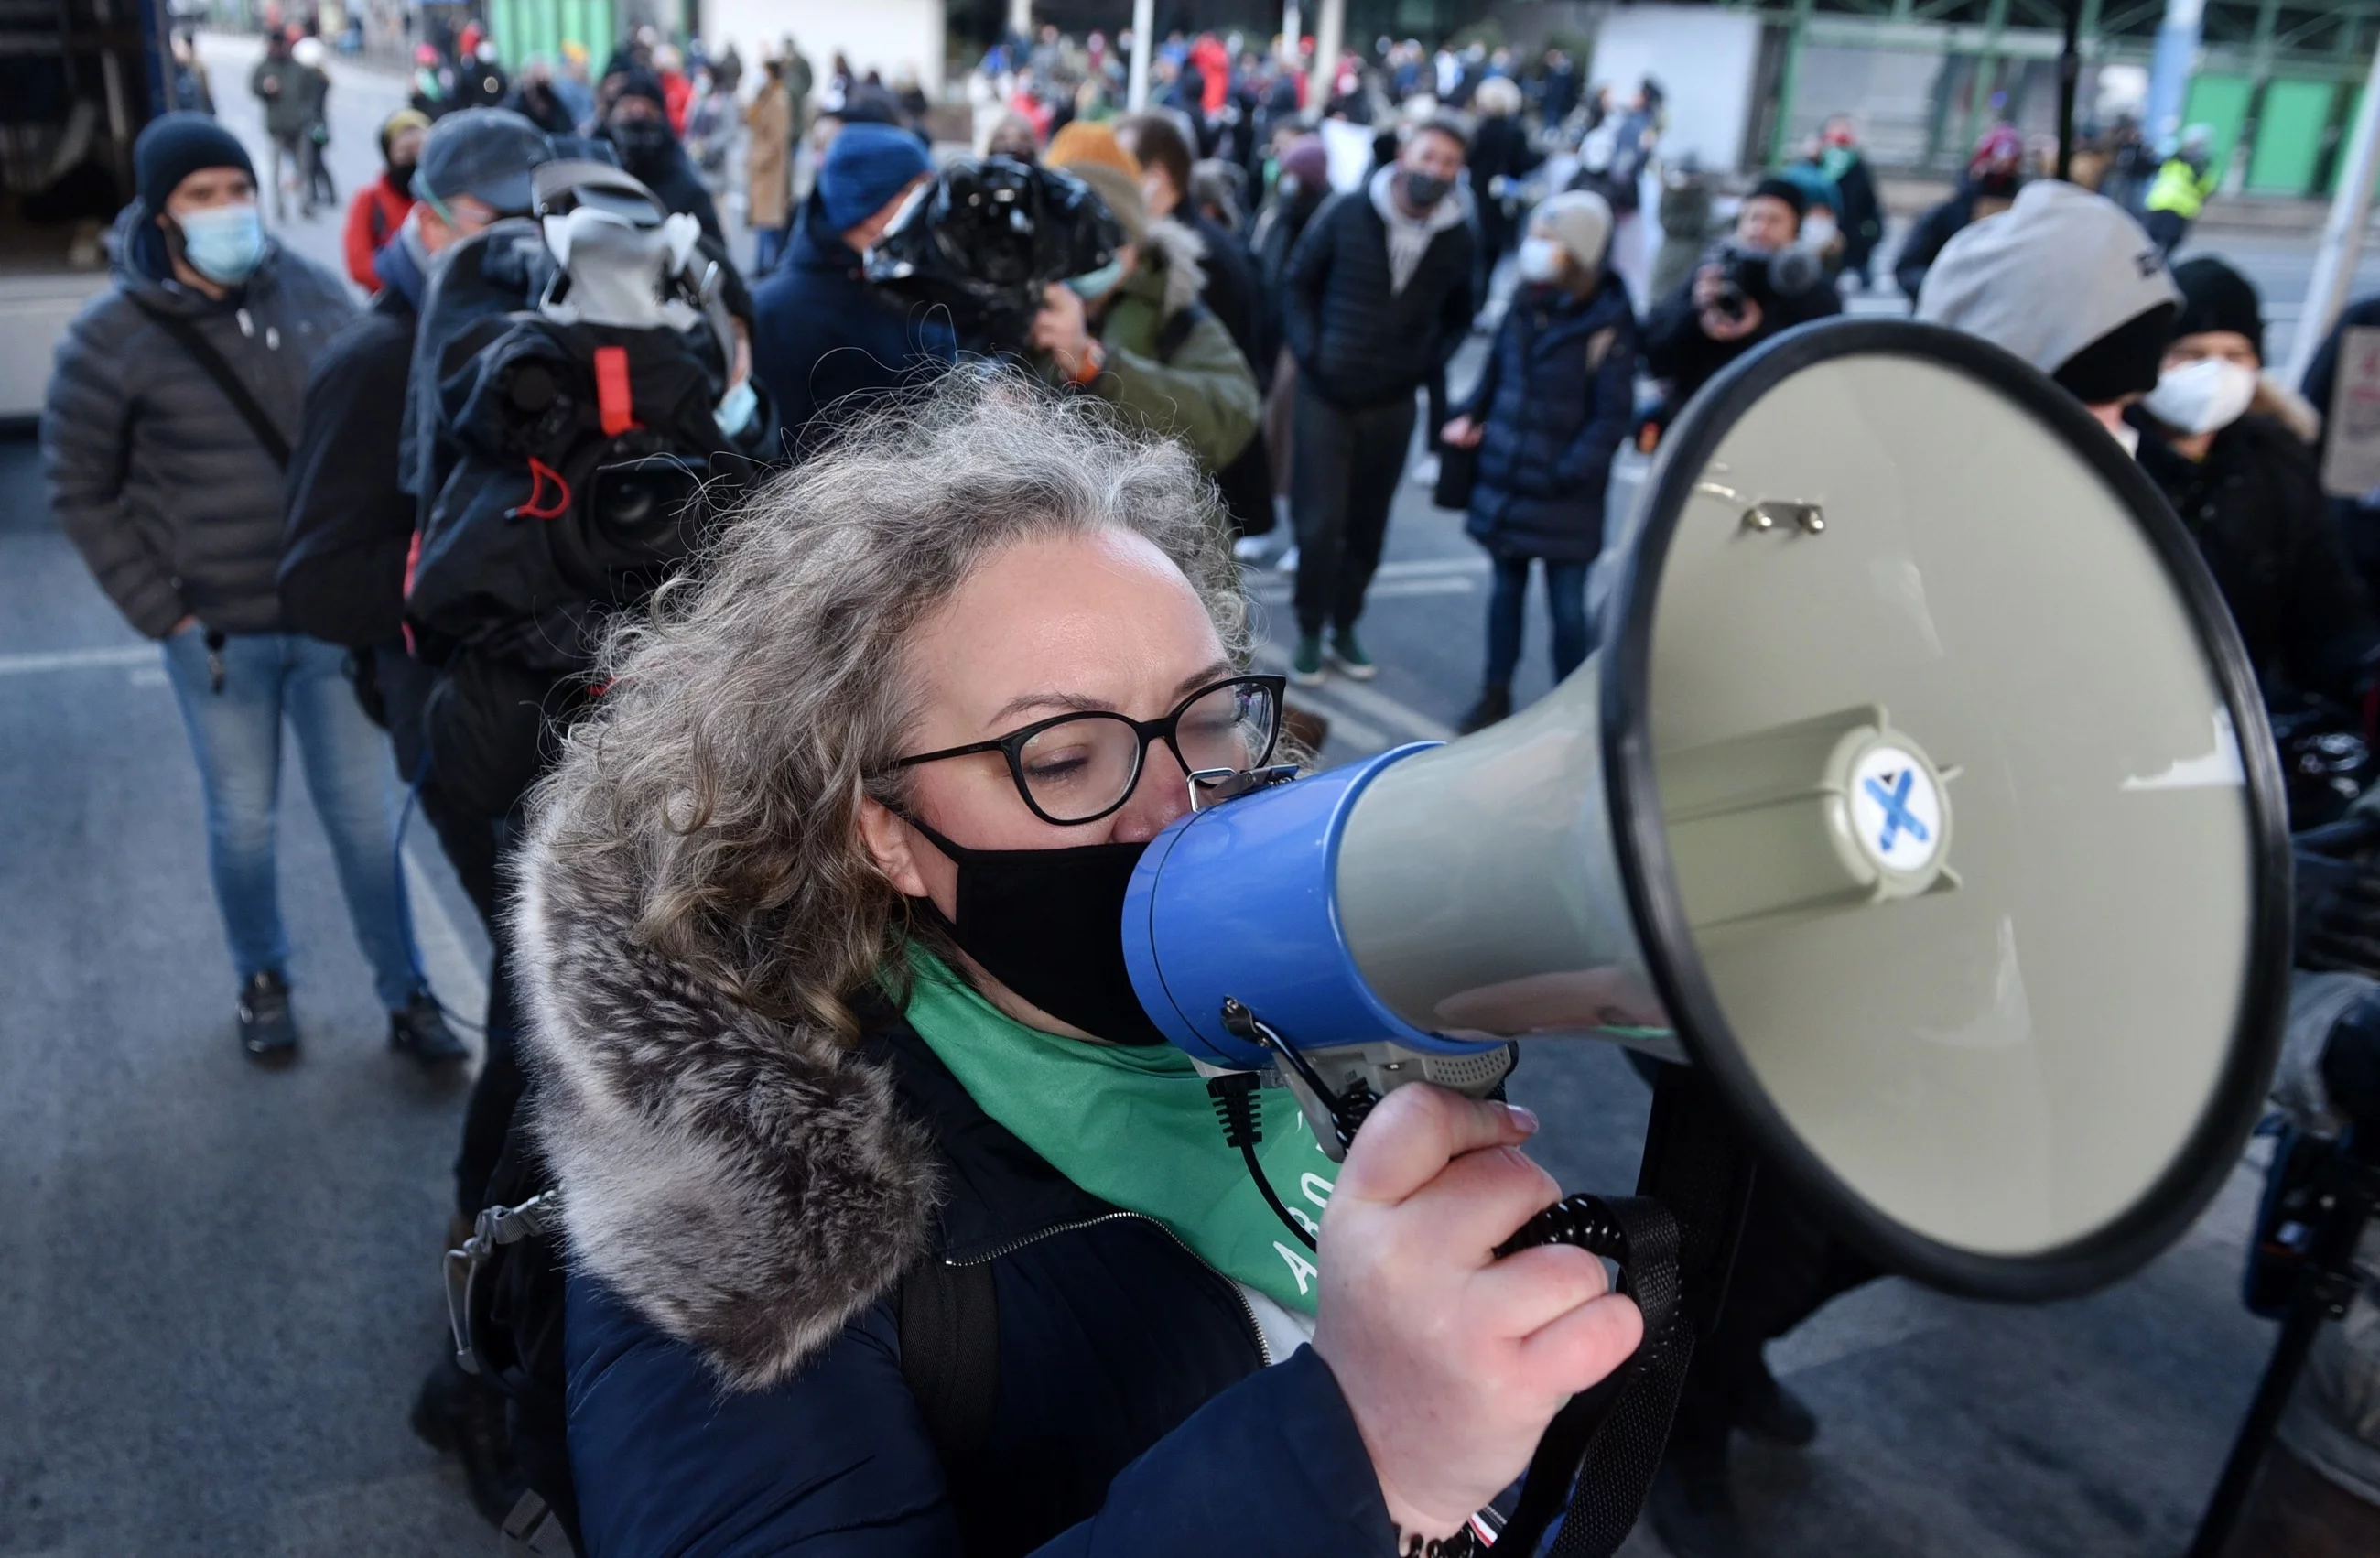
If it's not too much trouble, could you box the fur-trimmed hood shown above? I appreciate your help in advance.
[1141,215,1209,319]
[511,806,943,1393]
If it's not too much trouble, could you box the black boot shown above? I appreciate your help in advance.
[391,989,471,1069]
[1649,1453,1749,1558]
[237,970,298,1066]
[412,1353,526,1527]
[1457,684,1513,735]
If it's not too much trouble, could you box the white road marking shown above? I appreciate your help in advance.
[0,644,156,676]
[1251,576,1477,603]
[1254,642,1457,744]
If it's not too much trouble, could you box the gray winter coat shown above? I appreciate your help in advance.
[41,205,355,638]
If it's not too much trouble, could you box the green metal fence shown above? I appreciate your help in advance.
[1728,0,2380,193]
[485,0,617,70]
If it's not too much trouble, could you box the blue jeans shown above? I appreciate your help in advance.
[160,628,418,1010]
[1485,555,1593,687]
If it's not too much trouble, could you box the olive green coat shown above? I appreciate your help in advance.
[1077,220,1260,475]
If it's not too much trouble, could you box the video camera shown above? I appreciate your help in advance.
[1708,241,1826,321]
[864,155,1123,356]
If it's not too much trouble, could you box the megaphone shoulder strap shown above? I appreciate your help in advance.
[1494,1066,1758,1557]
[1491,1194,1689,1557]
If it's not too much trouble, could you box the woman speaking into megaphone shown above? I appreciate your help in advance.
[513,373,1643,1555]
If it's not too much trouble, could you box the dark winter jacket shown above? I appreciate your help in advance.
[2299,296,2380,599]
[750,194,958,454]
[516,808,1395,1558]
[1282,183,1473,409]
[1460,271,1639,563]
[280,286,418,649]
[1895,180,2016,301]
[41,203,355,638]
[1830,154,1884,273]
[2131,409,2380,704]
[1641,257,1840,430]
[602,131,724,245]
[251,54,314,141]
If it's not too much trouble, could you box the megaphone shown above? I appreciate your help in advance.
[1124,318,2290,1302]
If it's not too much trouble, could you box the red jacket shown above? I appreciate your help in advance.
[343,172,415,292]
[661,70,693,135]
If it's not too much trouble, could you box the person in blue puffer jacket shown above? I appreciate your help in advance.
[1442,190,1638,733]
[513,371,1646,1558]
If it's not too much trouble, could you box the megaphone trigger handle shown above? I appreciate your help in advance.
[1219,998,1368,1156]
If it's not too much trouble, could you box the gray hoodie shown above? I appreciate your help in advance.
[1913,179,2178,384]
[41,203,354,638]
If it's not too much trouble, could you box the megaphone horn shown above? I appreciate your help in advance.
[1124,317,2292,1304]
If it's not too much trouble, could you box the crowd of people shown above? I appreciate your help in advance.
[34,15,2380,1558]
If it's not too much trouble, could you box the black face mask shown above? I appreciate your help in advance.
[1401,169,1453,211]
[611,118,672,169]
[903,815,1169,1045]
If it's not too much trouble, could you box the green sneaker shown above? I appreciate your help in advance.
[1327,627,1378,680]
[1290,633,1326,686]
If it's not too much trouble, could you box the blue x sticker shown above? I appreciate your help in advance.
[1863,770,1930,854]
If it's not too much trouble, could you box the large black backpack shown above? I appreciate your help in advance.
[446,1091,996,1557]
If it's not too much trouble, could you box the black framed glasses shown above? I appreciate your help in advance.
[892,674,1288,826]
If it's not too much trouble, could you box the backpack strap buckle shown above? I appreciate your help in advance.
[445,1191,561,1374]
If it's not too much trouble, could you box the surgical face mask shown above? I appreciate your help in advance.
[2144,357,2259,437]
[1400,168,1453,211]
[1801,213,1839,249]
[1066,257,1127,301]
[174,202,266,285]
[1517,235,1565,284]
[903,815,1168,1044]
[714,376,758,438]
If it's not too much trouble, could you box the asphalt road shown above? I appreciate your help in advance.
[0,30,2343,1558]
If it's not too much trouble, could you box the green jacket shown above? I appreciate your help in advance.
[1068,221,1260,474]
[2146,156,2218,220]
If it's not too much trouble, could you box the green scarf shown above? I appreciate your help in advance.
[899,948,1340,1315]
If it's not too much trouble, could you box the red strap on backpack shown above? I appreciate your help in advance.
[593,345,637,437]
[511,457,572,521]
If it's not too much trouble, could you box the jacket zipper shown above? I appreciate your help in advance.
[947,1210,1271,1366]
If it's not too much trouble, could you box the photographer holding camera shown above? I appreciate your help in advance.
[1641,176,1841,440]
[1035,128,1260,477]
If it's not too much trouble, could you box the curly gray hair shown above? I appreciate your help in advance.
[529,368,1249,1033]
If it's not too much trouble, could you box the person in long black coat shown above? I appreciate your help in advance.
[1817,116,1884,289]
[1466,76,1542,308]
[1441,191,1635,732]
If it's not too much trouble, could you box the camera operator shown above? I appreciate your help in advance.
[1034,133,1260,478]
[517,372,1643,1556]
[749,121,949,454]
[1641,176,1841,439]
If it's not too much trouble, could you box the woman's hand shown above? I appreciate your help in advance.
[1030,284,1095,381]
[1313,1086,1643,1541]
[1441,416,1484,449]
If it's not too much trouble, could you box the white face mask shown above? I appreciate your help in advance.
[2144,357,2259,437]
[1517,235,1565,284]
[1801,213,1839,249]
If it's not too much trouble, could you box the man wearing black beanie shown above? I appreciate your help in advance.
[2131,256,2376,708]
[41,112,458,1069]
